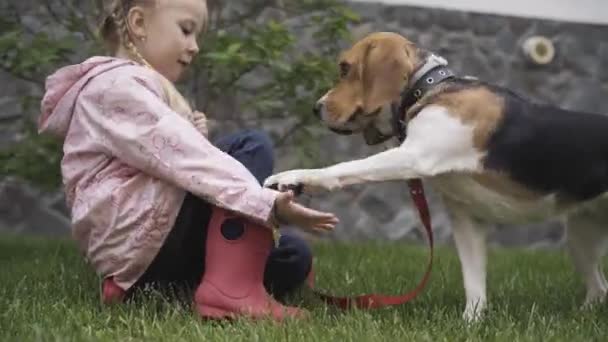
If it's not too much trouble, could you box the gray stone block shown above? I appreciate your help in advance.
[561,78,606,114]
[472,15,508,36]
[0,97,22,121]
[0,179,71,237]
[598,42,608,82]
[435,9,470,32]
[489,221,565,249]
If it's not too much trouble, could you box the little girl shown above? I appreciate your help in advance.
[38,0,338,321]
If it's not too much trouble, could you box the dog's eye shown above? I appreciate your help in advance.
[339,62,350,78]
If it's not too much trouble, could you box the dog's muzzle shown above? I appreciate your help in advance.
[313,102,355,135]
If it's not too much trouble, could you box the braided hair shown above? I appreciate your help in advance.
[99,0,152,67]
[98,0,194,119]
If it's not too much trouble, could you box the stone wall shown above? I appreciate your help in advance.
[2,1,607,248]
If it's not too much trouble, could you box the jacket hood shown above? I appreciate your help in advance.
[38,56,134,138]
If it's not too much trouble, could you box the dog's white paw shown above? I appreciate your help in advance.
[581,290,607,309]
[264,169,335,193]
[462,301,485,323]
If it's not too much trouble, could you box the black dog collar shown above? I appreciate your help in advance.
[391,63,456,143]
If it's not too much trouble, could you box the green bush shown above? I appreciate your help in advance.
[0,0,359,190]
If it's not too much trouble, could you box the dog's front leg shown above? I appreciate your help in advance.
[265,106,483,193]
[446,201,488,322]
[264,147,427,193]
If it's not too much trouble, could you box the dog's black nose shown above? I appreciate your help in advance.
[313,102,322,118]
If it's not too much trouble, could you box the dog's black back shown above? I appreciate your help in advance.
[480,82,608,201]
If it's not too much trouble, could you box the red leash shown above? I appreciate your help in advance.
[308,178,434,309]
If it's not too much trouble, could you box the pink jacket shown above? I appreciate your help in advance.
[38,56,278,290]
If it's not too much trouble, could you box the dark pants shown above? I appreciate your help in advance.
[131,130,312,300]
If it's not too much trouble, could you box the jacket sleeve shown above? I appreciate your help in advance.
[77,68,278,224]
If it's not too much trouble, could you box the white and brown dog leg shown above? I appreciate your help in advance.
[264,147,431,193]
[565,213,608,307]
[446,201,488,322]
[264,105,484,192]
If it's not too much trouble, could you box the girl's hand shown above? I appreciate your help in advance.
[192,110,209,137]
[273,191,339,232]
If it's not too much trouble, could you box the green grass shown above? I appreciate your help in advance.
[1,233,607,341]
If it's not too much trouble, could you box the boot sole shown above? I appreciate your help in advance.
[196,301,308,322]
[196,303,237,320]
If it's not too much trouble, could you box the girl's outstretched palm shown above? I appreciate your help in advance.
[274,191,338,232]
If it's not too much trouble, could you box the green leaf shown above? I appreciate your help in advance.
[226,42,242,54]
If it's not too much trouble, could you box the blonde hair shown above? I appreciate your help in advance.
[98,0,208,119]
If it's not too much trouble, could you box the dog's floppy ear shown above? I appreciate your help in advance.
[361,40,415,113]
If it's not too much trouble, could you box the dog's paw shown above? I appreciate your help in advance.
[581,289,607,309]
[264,169,335,194]
[462,301,486,323]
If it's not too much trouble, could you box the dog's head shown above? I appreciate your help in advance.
[313,32,424,143]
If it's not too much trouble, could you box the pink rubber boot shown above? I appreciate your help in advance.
[101,277,126,304]
[194,207,307,321]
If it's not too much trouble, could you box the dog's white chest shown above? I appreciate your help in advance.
[429,174,564,224]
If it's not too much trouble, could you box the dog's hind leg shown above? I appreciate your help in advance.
[565,212,608,307]
[446,201,488,322]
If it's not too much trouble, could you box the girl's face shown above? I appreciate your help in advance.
[134,0,207,82]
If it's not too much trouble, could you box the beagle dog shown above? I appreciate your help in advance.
[264,32,608,321]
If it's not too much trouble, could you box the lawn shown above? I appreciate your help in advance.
[1,233,607,341]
